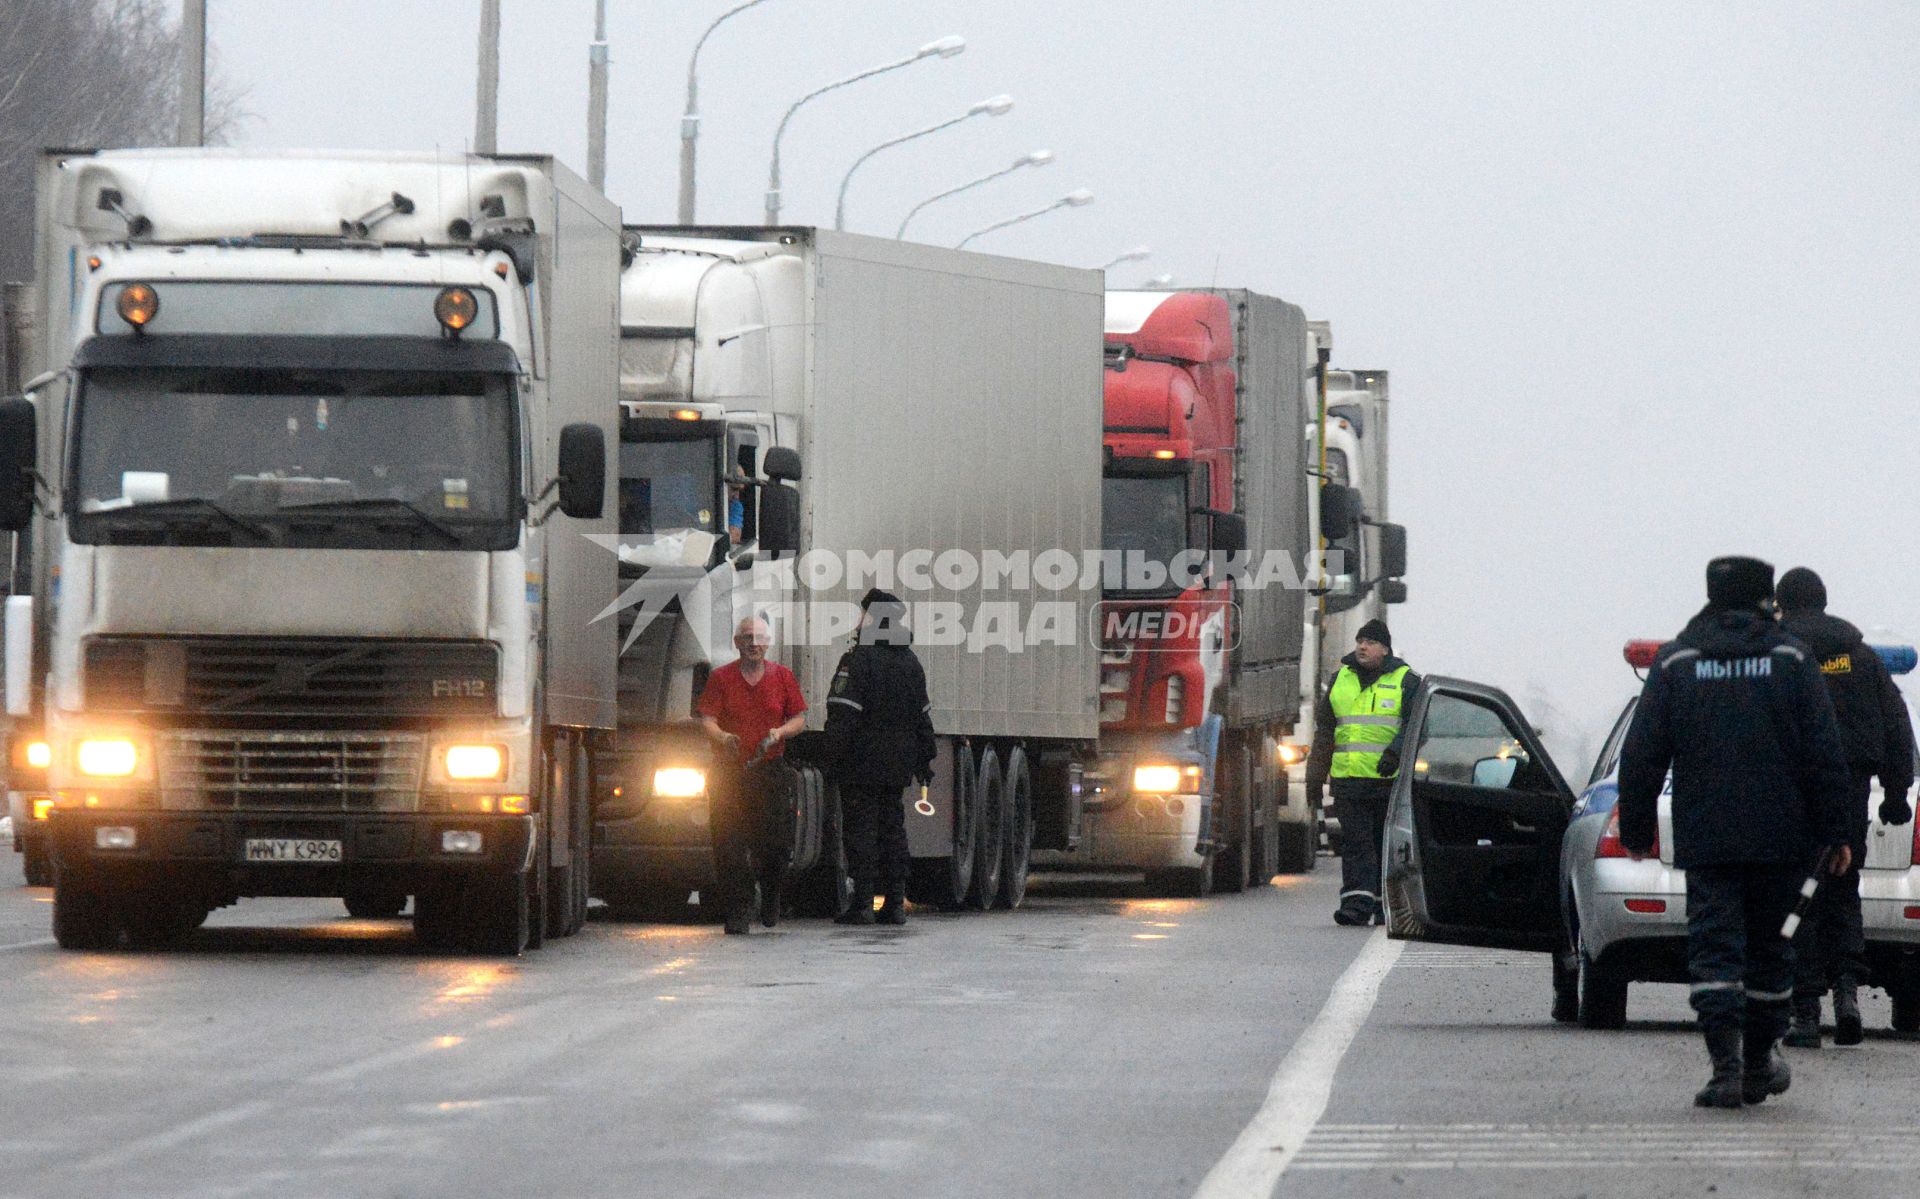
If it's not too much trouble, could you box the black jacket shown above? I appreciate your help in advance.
[822,639,937,790]
[1618,607,1851,868]
[1778,610,1915,798]
[1304,652,1423,798]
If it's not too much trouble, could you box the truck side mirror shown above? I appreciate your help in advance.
[0,399,35,532]
[1206,510,1246,556]
[1319,483,1357,540]
[1379,522,1407,579]
[1379,579,1408,605]
[759,483,800,556]
[764,446,802,483]
[556,422,606,520]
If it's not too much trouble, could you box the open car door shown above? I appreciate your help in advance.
[1383,677,1575,951]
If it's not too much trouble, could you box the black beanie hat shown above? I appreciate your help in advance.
[859,588,910,645]
[1705,556,1774,610]
[1356,618,1392,652]
[1775,566,1827,614]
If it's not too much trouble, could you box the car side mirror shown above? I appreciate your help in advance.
[1379,522,1407,579]
[1205,510,1246,556]
[1320,483,1357,540]
[1472,756,1518,789]
[1379,579,1408,605]
[759,483,800,556]
[556,422,606,520]
[764,446,802,483]
[0,399,35,532]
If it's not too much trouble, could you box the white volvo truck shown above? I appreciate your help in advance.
[1,149,619,953]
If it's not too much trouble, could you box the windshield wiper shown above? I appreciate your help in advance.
[109,497,274,542]
[278,497,464,545]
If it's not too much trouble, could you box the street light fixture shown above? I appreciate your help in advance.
[679,0,774,223]
[954,189,1095,250]
[765,35,966,225]
[895,149,1053,240]
[1101,246,1151,271]
[1143,273,1176,288]
[835,95,1014,232]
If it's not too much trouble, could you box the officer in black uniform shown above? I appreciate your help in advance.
[1774,566,1916,1047]
[1618,556,1852,1109]
[823,589,937,926]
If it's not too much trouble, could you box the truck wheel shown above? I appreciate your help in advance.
[343,889,408,919]
[791,785,853,919]
[23,843,52,888]
[1577,931,1628,1030]
[52,878,115,950]
[467,872,530,956]
[1211,742,1252,895]
[412,886,462,951]
[123,898,207,949]
[526,824,549,952]
[998,747,1034,910]
[1145,863,1211,899]
[968,748,1007,910]
[908,744,976,910]
[1274,810,1318,875]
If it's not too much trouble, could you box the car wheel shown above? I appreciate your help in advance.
[23,843,52,888]
[1577,929,1628,1030]
[1551,947,1580,1024]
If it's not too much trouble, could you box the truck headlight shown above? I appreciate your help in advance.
[1132,763,1203,794]
[442,744,506,781]
[653,767,706,798]
[24,740,51,770]
[76,738,140,778]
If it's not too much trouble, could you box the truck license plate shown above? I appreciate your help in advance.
[244,838,342,864]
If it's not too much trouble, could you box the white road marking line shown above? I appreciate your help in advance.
[0,937,54,952]
[1193,930,1403,1199]
[1292,1124,1920,1170]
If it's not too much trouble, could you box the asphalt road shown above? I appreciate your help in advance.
[1,851,1915,1199]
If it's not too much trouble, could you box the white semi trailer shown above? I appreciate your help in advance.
[590,227,1104,913]
[1,149,620,953]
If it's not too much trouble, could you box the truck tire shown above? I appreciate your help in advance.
[412,886,462,951]
[968,748,1007,910]
[791,784,853,919]
[52,878,115,950]
[23,843,52,888]
[908,744,976,910]
[525,823,549,951]
[1212,742,1252,894]
[123,898,207,949]
[1274,801,1318,875]
[467,872,530,956]
[1145,862,1211,899]
[998,747,1034,910]
[343,888,408,920]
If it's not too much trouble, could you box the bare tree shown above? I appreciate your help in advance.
[0,0,242,282]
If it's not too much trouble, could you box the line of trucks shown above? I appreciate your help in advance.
[0,149,1405,951]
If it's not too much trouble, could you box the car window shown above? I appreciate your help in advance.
[1586,697,1638,787]
[1414,691,1556,793]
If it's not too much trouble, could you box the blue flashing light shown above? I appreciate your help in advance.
[1872,644,1917,676]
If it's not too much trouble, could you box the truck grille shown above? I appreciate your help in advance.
[159,730,425,811]
[85,638,497,717]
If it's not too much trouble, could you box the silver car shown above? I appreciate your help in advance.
[1377,650,1920,1035]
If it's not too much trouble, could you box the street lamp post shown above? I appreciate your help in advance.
[1100,246,1151,271]
[475,0,500,154]
[834,95,1013,233]
[680,0,773,223]
[765,35,965,226]
[178,0,206,146]
[587,0,609,190]
[955,189,1095,250]
[896,149,1052,240]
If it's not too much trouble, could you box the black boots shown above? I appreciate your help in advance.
[877,889,907,925]
[1694,1027,1744,1109]
[1742,1034,1791,1105]
[1833,981,1863,1046]
[723,881,757,935]
[758,876,784,929]
[835,886,876,925]
[1784,996,1821,1048]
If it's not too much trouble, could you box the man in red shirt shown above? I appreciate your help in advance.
[696,615,807,934]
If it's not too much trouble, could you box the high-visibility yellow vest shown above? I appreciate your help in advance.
[1329,664,1409,779]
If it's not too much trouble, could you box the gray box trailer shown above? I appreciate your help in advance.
[593,227,1104,912]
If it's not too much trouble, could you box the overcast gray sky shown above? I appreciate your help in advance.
[186,0,1920,768]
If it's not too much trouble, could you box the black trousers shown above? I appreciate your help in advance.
[1686,863,1801,1040]
[840,783,909,899]
[1792,770,1872,995]
[709,760,796,917]
[1333,780,1388,916]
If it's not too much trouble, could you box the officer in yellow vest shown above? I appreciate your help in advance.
[1306,619,1422,926]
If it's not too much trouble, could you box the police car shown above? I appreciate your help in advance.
[1377,649,1920,1032]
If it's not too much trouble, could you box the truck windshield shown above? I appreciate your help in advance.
[69,367,517,551]
[1102,473,1189,595]
[620,438,722,537]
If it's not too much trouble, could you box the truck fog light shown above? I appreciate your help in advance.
[653,767,706,798]
[31,796,54,821]
[1134,797,1160,819]
[95,826,137,850]
[1166,797,1186,817]
[440,830,484,854]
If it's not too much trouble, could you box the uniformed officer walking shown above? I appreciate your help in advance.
[1305,619,1421,926]
[1774,566,1916,1047]
[1618,556,1853,1109]
[823,589,937,926]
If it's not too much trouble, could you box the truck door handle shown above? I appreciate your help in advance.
[1511,818,1537,834]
